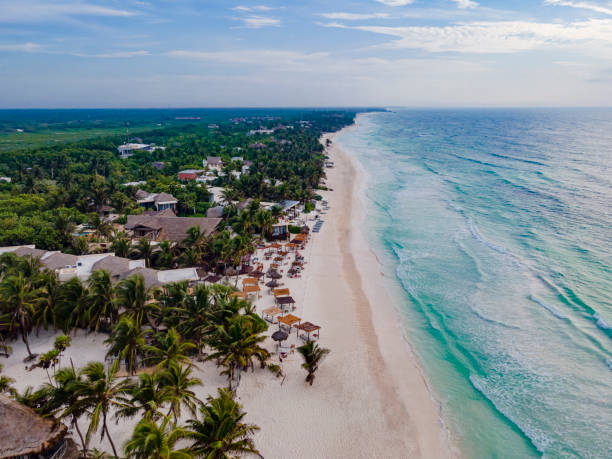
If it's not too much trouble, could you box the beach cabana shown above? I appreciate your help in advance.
[273,288,290,297]
[275,295,296,311]
[278,314,301,333]
[262,306,283,323]
[243,284,261,298]
[296,321,321,341]
[230,291,247,299]
[242,277,259,285]
[265,279,280,289]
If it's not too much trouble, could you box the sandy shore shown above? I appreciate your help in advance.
[238,119,454,457]
[2,117,454,458]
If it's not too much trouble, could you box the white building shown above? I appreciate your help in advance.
[118,143,165,159]
[203,156,223,171]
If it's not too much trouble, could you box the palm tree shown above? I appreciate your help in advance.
[206,315,269,390]
[132,237,157,267]
[297,340,330,386]
[47,365,89,453]
[158,362,202,422]
[182,226,207,251]
[34,269,62,333]
[0,273,39,360]
[145,328,195,370]
[255,209,274,239]
[184,388,260,459]
[57,276,88,333]
[111,233,131,258]
[105,316,146,376]
[154,240,176,269]
[123,417,192,459]
[86,270,118,332]
[115,274,158,327]
[75,360,131,458]
[0,364,14,394]
[117,372,168,422]
[173,285,215,361]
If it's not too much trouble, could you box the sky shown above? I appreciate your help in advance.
[1,0,612,107]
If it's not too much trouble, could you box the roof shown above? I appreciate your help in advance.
[92,256,132,278]
[154,192,178,204]
[242,277,258,285]
[273,288,290,297]
[243,285,260,293]
[296,321,321,333]
[14,246,48,259]
[278,314,301,326]
[279,200,300,212]
[135,189,150,200]
[276,296,295,305]
[41,252,78,270]
[142,208,176,217]
[262,306,282,316]
[0,394,68,458]
[206,156,222,165]
[125,215,222,243]
[178,169,204,174]
[120,267,161,289]
[206,206,224,218]
[230,291,247,299]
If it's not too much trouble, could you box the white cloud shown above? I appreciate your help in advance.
[234,15,280,28]
[0,1,138,23]
[232,5,274,12]
[0,42,41,52]
[544,0,612,15]
[375,0,415,6]
[167,49,328,67]
[76,50,150,58]
[451,0,479,8]
[351,19,612,54]
[320,12,390,20]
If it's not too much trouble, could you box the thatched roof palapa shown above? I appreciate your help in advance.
[0,394,71,459]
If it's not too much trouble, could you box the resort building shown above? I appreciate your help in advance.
[134,189,178,213]
[247,128,274,136]
[125,215,222,244]
[0,176,11,183]
[178,169,204,180]
[122,180,147,187]
[203,156,223,171]
[152,161,165,170]
[242,160,253,174]
[208,186,226,204]
[117,143,164,159]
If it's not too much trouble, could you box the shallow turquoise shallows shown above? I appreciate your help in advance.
[336,109,612,459]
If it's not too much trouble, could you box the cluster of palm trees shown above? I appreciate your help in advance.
[0,253,270,457]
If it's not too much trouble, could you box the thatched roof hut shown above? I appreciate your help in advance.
[0,394,77,459]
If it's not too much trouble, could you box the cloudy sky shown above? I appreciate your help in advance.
[1,0,612,107]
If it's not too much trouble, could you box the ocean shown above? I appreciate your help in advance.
[335,109,612,459]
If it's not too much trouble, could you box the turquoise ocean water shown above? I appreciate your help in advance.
[335,109,612,459]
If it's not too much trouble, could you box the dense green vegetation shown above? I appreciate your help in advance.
[0,109,355,252]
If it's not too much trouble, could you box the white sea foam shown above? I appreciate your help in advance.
[529,295,568,320]
[594,313,610,330]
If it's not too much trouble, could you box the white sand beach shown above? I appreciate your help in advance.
[2,119,454,458]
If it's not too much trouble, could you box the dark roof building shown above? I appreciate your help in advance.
[125,215,222,244]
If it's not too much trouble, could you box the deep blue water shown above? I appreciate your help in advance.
[336,109,612,459]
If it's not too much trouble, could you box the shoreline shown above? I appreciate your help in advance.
[325,117,456,457]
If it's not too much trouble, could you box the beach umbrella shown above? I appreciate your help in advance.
[266,280,280,288]
[271,330,288,342]
[267,270,282,279]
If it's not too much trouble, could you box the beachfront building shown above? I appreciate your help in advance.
[178,169,205,181]
[134,189,178,213]
[125,215,222,245]
[203,156,223,171]
[278,200,300,218]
